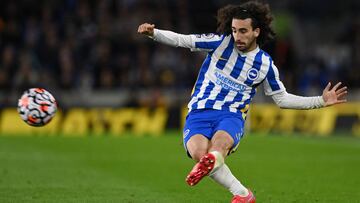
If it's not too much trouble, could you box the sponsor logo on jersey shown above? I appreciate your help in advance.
[215,71,246,92]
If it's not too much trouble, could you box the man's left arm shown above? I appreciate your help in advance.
[271,82,347,110]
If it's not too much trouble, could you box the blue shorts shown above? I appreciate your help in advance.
[183,109,245,156]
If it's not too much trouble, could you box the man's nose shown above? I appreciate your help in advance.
[234,33,242,40]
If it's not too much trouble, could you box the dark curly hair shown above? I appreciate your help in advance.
[216,1,275,46]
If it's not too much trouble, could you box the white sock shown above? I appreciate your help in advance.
[208,151,224,172]
[209,164,249,196]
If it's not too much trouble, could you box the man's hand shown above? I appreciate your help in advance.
[137,23,155,37]
[322,82,348,107]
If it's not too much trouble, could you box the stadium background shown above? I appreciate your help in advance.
[0,0,359,136]
[0,0,360,202]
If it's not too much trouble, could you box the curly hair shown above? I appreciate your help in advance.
[216,1,275,46]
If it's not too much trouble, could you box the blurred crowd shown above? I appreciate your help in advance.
[0,0,359,106]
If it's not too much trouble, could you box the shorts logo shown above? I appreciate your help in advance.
[235,133,242,141]
[246,68,259,81]
[183,129,190,138]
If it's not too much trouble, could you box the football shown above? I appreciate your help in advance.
[17,88,57,127]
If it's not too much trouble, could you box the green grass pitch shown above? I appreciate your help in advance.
[0,132,359,203]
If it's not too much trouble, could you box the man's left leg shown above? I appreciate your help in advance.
[208,131,254,202]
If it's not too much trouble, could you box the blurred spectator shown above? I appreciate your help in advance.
[0,45,16,90]
[0,0,358,107]
[13,49,40,90]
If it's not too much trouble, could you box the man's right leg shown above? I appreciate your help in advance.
[209,164,254,203]
[208,121,255,202]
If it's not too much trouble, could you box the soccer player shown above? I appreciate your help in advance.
[138,1,347,203]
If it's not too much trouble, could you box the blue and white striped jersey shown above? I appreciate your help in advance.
[153,29,324,113]
[153,30,287,117]
[187,33,285,116]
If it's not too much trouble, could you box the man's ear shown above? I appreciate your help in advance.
[254,28,260,37]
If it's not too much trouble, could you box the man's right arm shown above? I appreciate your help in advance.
[137,23,156,37]
[153,29,195,49]
[138,23,194,48]
[137,23,224,52]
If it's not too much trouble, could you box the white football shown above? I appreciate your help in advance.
[17,88,57,127]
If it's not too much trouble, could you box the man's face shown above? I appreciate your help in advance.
[231,18,259,52]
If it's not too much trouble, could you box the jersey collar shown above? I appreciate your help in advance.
[235,45,260,57]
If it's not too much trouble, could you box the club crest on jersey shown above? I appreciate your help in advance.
[246,68,259,81]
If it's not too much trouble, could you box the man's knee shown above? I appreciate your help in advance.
[210,130,234,156]
[186,134,210,161]
[189,147,208,161]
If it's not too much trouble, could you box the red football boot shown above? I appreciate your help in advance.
[231,189,255,203]
[186,153,216,186]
